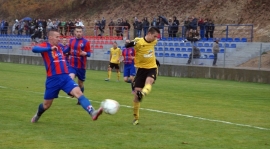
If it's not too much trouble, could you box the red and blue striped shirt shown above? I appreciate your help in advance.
[64,38,91,69]
[122,47,135,65]
[32,42,69,77]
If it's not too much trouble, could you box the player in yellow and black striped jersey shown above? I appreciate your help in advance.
[105,41,122,81]
[125,27,161,125]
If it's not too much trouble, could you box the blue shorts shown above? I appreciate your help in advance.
[123,64,136,77]
[44,74,78,99]
[68,66,86,81]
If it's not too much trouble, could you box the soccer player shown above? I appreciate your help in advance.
[121,46,136,93]
[104,41,122,82]
[31,29,102,123]
[125,27,160,125]
[59,37,69,65]
[63,26,91,105]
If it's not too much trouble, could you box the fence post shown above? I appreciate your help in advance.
[251,25,253,42]
[226,25,228,40]
[258,43,262,70]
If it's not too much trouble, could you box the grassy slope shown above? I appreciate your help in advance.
[0,62,269,149]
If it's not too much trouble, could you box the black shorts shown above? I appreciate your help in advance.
[133,68,157,88]
[109,62,120,69]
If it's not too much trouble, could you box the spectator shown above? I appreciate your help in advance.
[119,19,126,38]
[31,28,39,42]
[151,17,157,27]
[46,19,54,32]
[186,45,201,65]
[18,20,25,35]
[115,19,122,37]
[142,17,149,37]
[157,17,165,39]
[24,21,30,36]
[172,16,179,37]
[168,18,173,37]
[12,20,19,35]
[186,31,200,42]
[4,20,8,35]
[212,38,220,66]
[123,19,130,39]
[198,18,206,39]
[133,17,138,38]
[37,23,43,39]
[183,17,190,39]
[75,18,84,27]
[29,20,36,35]
[108,19,115,36]
[189,16,198,33]
[0,20,4,35]
[136,19,143,37]
[59,19,66,36]
[205,19,215,40]
[66,20,74,36]
[42,19,47,39]
[101,17,106,34]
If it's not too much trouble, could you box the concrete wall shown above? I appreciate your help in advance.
[1,54,269,84]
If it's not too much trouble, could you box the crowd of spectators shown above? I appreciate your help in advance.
[0,16,215,41]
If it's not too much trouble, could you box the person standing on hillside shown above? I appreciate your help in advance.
[205,19,215,40]
[198,18,206,39]
[108,19,115,36]
[212,38,220,66]
[31,29,102,123]
[63,26,92,105]
[133,17,138,38]
[172,16,179,37]
[142,17,150,37]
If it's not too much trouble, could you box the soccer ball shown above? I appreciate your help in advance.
[101,99,120,115]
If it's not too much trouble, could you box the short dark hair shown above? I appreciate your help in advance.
[148,27,160,34]
[48,29,58,36]
[75,26,83,30]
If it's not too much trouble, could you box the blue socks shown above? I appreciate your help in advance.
[78,95,93,114]
[37,103,45,116]
[80,87,84,93]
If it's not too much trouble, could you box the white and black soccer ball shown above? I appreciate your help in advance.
[101,99,120,115]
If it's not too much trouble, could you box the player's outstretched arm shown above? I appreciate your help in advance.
[125,40,136,48]
[32,46,52,53]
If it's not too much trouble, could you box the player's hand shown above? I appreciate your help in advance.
[125,40,130,43]
[156,59,160,67]
[80,51,87,56]
[51,46,58,51]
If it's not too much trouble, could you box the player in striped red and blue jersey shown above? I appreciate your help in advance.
[30,29,102,123]
[59,37,69,65]
[122,47,136,93]
[63,26,92,105]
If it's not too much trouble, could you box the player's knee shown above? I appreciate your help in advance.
[71,87,83,98]
[43,102,52,110]
[124,78,128,82]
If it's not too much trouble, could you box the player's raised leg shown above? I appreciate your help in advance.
[70,86,103,120]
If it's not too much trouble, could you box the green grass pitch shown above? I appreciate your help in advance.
[0,62,269,149]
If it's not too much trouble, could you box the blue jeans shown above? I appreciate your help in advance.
[137,30,142,37]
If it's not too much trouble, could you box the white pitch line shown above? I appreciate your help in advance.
[1,85,270,131]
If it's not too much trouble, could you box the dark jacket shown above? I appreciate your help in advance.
[142,19,150,28]
[205,22,215,31]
